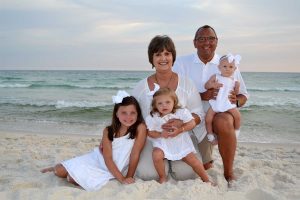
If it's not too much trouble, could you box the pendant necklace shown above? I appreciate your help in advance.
[155,72,174,88]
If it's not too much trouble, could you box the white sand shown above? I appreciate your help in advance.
[0,131,299,200]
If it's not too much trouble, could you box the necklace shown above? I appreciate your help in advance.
[154,72,174,88]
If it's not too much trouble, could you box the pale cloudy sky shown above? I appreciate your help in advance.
[0,0,299,72]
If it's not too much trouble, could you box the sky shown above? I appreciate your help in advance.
[0,0,299,72]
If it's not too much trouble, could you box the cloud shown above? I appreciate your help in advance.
[0,0,299,71]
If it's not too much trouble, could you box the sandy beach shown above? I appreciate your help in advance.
[0,131,299,200]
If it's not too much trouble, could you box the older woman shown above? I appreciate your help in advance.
[132,35,207,181]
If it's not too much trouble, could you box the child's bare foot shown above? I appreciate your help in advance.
[158,177,168,184]
[211,140,218,145]
[40,167,54,173]
[207,133,218,145]
[207,181,217,187]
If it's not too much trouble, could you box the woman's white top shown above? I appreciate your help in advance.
[62,134,135,191]
[132,75,206,142]
[145,108,196,160]
[209,74,237,112]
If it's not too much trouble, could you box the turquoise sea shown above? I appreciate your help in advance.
[0,70,299,144]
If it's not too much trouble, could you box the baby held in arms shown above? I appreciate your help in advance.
[205,54,242,145]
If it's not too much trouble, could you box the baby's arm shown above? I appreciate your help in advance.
[102,128,128,183]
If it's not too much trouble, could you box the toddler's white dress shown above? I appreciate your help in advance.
[62,134,135,191]
[209,74,237,112]
[145,108,196,160]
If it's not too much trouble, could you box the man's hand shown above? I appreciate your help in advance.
[200,88,220,101]
[229,90,237,104]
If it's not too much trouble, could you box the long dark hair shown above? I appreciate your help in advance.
[106,96,143,141]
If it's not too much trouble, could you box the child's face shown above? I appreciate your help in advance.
[218,59,236,77]
[155,94,174,116]
[116,105,138,127]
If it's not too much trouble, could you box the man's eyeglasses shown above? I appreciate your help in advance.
[195,36,217,42]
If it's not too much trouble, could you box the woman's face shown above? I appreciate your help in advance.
[152,49,173,71]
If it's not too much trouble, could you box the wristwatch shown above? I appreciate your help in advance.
[236,99,240,107]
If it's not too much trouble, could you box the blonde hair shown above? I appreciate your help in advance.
[150,88,181,116]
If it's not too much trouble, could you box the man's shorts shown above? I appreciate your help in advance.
[198,136,213,164]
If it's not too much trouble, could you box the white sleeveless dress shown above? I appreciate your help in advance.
[62,134,135,191]
[209,74,237,112]
[145,108,196,160]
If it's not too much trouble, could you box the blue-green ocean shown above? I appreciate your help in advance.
[0,70,299,144]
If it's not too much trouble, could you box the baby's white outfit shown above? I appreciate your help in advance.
[209,74,237,112]
[62,134,134,191]
[145,108,196,160]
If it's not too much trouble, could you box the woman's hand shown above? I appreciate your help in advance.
[167,126,180,138]
[161,130,169,138]
[161,118,183,131]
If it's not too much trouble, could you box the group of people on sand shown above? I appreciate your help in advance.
[41,25,249,191]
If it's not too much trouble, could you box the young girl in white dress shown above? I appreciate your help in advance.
[146,87,210,184]
[205,53,242,145]
[41,91,146,191]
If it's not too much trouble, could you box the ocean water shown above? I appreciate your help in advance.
[0,70,299,144]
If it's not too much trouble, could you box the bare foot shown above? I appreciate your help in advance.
[40,167,54,173]
[204,160,214,170]
[211,140,218,146]
[158,177,168,184]
[225,175,237,188]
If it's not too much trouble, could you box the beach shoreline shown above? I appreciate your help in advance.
[1,131,299,200]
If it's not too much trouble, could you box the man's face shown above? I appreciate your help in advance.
[194,28,218,60]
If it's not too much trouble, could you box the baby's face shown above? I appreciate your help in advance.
[218,59,236,77]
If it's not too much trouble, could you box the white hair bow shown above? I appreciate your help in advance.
[227,53,242,65]
[147,83,160,96]
[112,90,130,104]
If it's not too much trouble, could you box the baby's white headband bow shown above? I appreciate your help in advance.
[112,90,130,104]
[226,53,242,65]
[147,83,160,96]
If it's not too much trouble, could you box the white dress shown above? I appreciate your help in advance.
[61,134,135,191]
[209,74,237,112]
[145,108,196,160]
[132,75,206,142]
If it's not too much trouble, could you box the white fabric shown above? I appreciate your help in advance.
[112,90,130,104]
[209,74,237,112]
[62,135,135,191]
[145,108,196,160]
[173,53,249,113]
[132,75,206,142]
[131,75,205,180]
[173,52,248,148]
